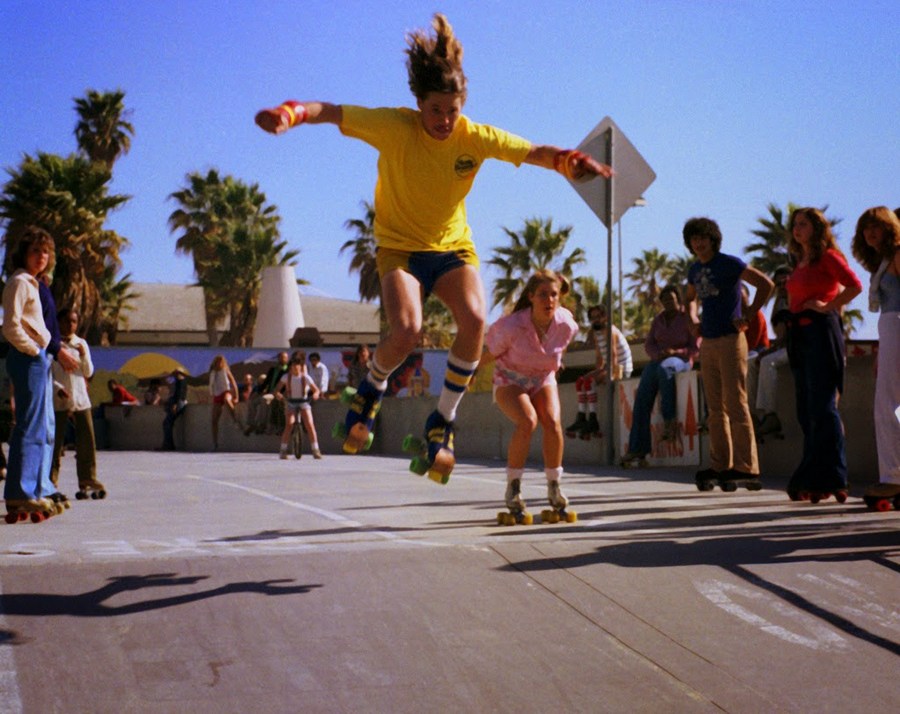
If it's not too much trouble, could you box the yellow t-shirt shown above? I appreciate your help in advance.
[340,106,532,253]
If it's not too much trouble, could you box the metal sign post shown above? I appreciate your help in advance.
[565,117,656,465]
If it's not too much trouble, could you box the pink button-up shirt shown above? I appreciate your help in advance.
[485,307,578,389]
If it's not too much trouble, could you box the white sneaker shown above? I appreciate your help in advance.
[312,449,323,460]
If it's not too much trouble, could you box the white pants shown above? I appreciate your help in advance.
[753,347,788,415]
[875,312,900,484]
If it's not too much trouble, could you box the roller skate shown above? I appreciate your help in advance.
[4,498,56,524]
[332,381,383,454]
[580,413,602,440]
[497,478,533,525]
[565,413,587,439]
[540,481,577,524]
[620,451,649,469]
[48,492,71,511]
[696,469,762,493]
[863,483,900,512]
[75,479,107,500]
[403,410,455,485]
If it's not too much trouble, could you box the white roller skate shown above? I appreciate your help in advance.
[497,478,532,526]
[541,481,577,524]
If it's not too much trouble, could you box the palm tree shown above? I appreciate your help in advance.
[168,169,295,346]
[662,253,694,293]
[488,217,585,311]
[1,151,130,342]
[340,200,380,305]
[625,248,671,305]
[73,89,134,171]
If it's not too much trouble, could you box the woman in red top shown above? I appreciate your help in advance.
[784,207,862,502]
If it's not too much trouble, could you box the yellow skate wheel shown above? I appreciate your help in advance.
[541,509,560,524]
[521,512,534,526]
[565,510,578,524]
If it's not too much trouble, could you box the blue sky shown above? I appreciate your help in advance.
[1,0,897,338]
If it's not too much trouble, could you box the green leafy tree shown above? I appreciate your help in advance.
[340,200,381,305]
[1,152,130,343]
[488,217,586,311]
[168,169,297,346]
[73,89,134,171]
[1,89,136,344]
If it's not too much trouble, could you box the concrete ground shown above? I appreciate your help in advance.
[1,450,897,713]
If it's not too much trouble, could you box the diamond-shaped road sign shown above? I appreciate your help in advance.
[569,116,655,228]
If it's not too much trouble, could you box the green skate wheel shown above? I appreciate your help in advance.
[410,456,429,476]
[332,422,347,439]
[339,386,357,405]
[362,431,374,451]
[402,434,425,453]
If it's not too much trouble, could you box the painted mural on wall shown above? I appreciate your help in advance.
[0,346,448,409]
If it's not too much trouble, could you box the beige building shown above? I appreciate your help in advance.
[116,283,380,347]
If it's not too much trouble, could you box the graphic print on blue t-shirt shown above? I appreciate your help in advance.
[688,252,746,339]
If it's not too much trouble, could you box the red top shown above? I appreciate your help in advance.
[745,310,770,352]
[786,249,862,313]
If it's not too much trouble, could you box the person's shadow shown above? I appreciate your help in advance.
[500,523,900,656]
[1,572,320,619]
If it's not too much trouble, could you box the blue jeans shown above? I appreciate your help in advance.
[4,348,54,501]
[628,357,691,456]
[789,314,847,491]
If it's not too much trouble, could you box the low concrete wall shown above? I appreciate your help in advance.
[100,352,878,487]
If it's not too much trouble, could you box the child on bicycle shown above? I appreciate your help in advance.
[275,352,322,460]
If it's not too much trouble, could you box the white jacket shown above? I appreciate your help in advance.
[51,335,94,412]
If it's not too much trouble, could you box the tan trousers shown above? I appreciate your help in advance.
[700,332,759,474]
[51,408,97,486]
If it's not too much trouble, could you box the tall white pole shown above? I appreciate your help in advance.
[604,128,615,466]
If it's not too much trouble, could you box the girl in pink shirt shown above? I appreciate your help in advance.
[481,270,579,524]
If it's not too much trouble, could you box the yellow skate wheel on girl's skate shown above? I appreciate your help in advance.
[564,510,578,523]
[540,509,560,524]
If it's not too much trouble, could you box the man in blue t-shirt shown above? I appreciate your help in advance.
[683,217,773,488]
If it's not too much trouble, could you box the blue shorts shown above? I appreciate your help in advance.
[376,247,478,296]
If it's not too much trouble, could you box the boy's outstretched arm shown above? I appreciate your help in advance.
[255,101,343,134]
[524,144,613,180]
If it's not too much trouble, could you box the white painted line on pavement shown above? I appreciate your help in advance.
[695,579,848,651]
[184,473,448,548]
[0,580,24,714]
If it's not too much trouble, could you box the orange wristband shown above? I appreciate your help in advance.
[279,100,307,127]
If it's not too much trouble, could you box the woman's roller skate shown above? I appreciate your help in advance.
[541,481,577,524]
[497,478,533,525]
[76,479,107,500]
[403,410,455,485]
[4,498,57,524]
[863,483,900,512]
[48,491,71,511]
[333,380,383,454]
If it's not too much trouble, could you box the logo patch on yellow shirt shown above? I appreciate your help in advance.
[454,154,477,178]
